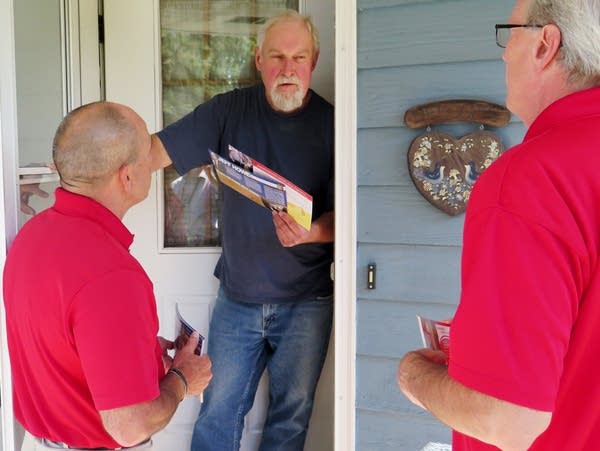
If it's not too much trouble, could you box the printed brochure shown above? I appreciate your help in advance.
[209,145,313,231]
[175,306,205,356]
[417,315,451,356]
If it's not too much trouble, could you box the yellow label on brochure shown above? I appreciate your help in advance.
[287,203,311,231]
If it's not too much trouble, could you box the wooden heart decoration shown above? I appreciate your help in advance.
[404,99,510,216]
[407,130,503,215]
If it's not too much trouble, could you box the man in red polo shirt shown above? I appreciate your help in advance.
[3,101,212,450]
[397,0,600,449]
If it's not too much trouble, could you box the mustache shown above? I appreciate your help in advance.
[275,76,301,86]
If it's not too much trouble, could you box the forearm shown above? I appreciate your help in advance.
[150,134,173,171]
[398,353,492,440]
[308,211,334,243]
[398,351,551,450]
[100,371,185,446]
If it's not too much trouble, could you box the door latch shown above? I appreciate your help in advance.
[367,263,376,289]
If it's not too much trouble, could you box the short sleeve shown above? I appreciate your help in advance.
[157,94,227,175]
[71,270,161,410]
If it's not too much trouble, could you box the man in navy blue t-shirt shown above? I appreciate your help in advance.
[150,10,334,451]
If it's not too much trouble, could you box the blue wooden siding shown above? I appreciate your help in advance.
[355,1,525,449]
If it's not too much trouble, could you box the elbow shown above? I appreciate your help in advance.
[491,411,552,451]
[106,427,149,448]
[100,412,152,448]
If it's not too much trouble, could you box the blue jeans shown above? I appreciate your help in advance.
[190,288,333,451]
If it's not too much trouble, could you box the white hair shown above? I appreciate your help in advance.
[528,0,600,87]
[257,10,319,54]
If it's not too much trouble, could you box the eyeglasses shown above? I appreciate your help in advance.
[495,24,543,48]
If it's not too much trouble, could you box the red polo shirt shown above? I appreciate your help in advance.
[449,87,600,449]
[3,188,163,448]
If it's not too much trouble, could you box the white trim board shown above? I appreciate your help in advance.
[0,0,19,447]
[334,0,357,450]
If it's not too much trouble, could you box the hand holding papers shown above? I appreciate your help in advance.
[417,315,451,357]
[174,306,207,402]
[175,306,205,356]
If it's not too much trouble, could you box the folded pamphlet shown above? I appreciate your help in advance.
[416,315,451,356]
[175,306,205,356]
[209,145,313,231]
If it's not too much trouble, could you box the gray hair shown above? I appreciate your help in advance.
[257,10,319,54]
[527,0,600,88]
[52,101,139,187]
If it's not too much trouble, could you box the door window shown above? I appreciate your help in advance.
[14,0,65,228]
[14,0,101,229]
[160,0,299,248]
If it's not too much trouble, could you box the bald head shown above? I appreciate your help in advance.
[52,102,141,190]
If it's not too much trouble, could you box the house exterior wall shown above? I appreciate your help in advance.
[355,1,524,449]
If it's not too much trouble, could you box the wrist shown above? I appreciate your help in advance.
[167,367,188,401]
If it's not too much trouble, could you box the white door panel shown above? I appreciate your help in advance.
[153,297,214,449]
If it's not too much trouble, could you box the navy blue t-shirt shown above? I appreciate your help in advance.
[157,84,334,303]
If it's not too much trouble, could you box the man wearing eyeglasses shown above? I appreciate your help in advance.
[398,0,600,449]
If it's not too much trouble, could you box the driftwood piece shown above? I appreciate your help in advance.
[404,99,511,128]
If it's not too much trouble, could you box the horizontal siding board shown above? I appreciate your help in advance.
[358,355,456,415]
[357,244,461,303]
[357,409,451,451]
[357,356,408,412]
[357,299,457,357]
[358,60,507,129]
[358,185,464,245]
[358,127,417,187]
[357,122,526,186]
[358,0,513,69]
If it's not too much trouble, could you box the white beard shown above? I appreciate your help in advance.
[270,76,306,112]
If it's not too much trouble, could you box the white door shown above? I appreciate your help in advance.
[1,1,102,449]
[102,1,334,450]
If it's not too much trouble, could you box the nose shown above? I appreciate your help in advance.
[281,58,295,76]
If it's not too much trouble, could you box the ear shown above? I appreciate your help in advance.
[311,50,320,71]
[255,47,262,72]
[534,24,562,69]
[118,163,132,193]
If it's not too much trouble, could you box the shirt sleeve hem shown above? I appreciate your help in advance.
[449,361,555,412]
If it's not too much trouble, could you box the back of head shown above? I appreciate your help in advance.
[52,101,138,192]
[528,0,600,88]
[257,9,319,54]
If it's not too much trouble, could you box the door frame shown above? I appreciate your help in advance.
[0,0,20,448]
[333,1,357,450]
[0,1,358,450]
